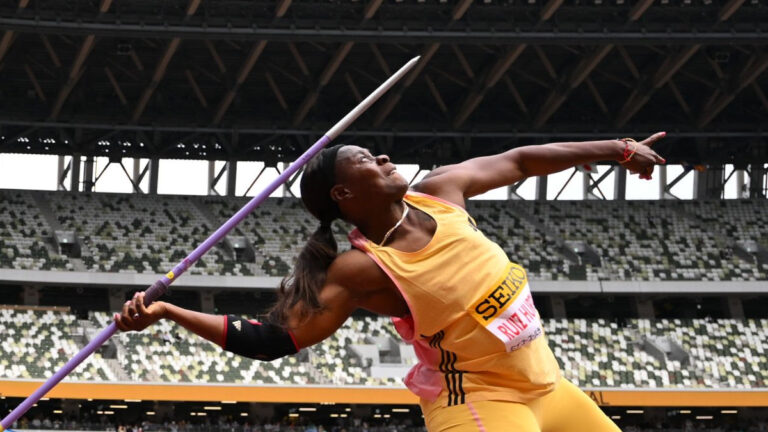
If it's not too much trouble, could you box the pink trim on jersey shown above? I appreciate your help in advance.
[348,229,443,401]
[348,229,419,340]
[407,190,469,215]
[467,402,487,432]
[220,315,228,348]
[287,329,300,351]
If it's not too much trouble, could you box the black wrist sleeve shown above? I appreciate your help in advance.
[222,315,299,361]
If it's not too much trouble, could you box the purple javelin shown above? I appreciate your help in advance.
[0,55,420,432]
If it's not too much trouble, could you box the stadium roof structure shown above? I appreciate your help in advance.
[0,0,767,166]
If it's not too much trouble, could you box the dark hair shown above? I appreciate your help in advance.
[269,145,345,326]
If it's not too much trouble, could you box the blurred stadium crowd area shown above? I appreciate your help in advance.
[1,307,766,389]
[1,189,766,281]
[6,418,768,432]
[7,418,428,432]
[2,396,767,432]
[3,410,768,432]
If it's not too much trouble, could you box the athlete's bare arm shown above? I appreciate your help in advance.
[414,133,666,207]
[285,249,401,348]
[114,248,400,350]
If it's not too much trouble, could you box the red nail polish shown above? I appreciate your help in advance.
[660,132,666,137]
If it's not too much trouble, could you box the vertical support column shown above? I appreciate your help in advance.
[658,165,667,199]
[227,159,238,197]
[614,167,627,200]
[550,296,567,318]
[535,175,548,201]
[149,157,160,194]
[710,165,724,198]
[635,297,655,319]
[133,158,142,193]
[727,296,745,320]
[736,169,746,198]
[694,165,724,199]
[57,156,66,191]
[70,154,81,192]
[200,290,216,314]
[506,184,514,200]
[749,163,766,198]
[208,160,216,195]
[83,156,95,192]
[23,285,40,306]
[582,172,590,200]
[693,169,702,199]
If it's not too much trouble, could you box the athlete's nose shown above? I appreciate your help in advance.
[376,154,390,165]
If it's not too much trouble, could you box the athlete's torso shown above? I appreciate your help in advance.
[348,191,561,406]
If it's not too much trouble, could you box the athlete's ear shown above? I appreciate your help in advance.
[330,184,353,202]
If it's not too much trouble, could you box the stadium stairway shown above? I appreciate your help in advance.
[670,203,750,270]
[190,199,236,260]
[28,192,85,271]
[104,357,131,381]
[29,192,64,241]
[76,318,129,380]
[506,201,579,263]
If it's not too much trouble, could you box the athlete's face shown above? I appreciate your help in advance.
[333,145,408,201]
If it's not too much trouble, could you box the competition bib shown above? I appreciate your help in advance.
[468,263,543,351]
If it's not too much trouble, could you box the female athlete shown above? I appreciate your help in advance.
[116,133,665,431]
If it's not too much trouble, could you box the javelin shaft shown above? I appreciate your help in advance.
[0,55,420,431]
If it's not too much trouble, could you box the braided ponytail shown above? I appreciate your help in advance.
[268,145,345,326]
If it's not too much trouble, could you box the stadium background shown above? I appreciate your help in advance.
[1,0,767,430]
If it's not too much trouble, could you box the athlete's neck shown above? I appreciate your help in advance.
[352,200,410,245]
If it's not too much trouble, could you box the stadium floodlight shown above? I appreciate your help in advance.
[0,55,421,432]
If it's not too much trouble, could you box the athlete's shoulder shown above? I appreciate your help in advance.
[327,248,390,294]
[412,172,468,209]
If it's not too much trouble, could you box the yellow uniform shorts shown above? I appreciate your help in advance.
[421,378,621,432]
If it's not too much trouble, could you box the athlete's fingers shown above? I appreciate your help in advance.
[622,164,637,175]
[117,312,133,331]
[114,313,129,331]
[124,299,138,321]
[641,166,654,180]
[122,300,132,317]
[136,292,149,316]
[132,292,143,319]
[642,131,666,147]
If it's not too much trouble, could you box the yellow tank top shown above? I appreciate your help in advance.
[348,191,561,406]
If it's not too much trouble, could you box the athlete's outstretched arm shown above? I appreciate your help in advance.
[415,132,666,204]
[114,254,363,358]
